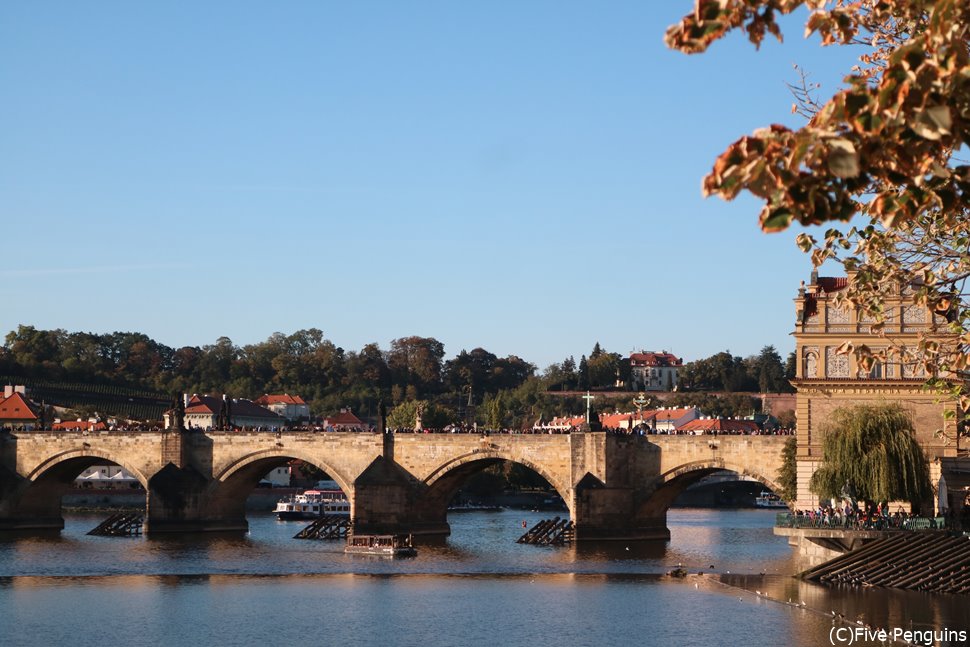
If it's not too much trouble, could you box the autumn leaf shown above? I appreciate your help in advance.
[827,138,860,178]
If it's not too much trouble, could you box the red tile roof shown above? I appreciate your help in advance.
[0,392,40,421]
[599,413,633,428]
[326,411,363,425]
[817,276,848,293]
[52,420,107,431]
[804,276,849,319]
[255,394,307,406]
[185,395,282,421]
[185,394,216,414]
[677,418,759,433]
[630,352,682,367]
[651,408,696,421]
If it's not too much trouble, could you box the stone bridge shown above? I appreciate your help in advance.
[0,429,787,541]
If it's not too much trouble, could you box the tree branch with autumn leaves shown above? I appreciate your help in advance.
[667,0,970,436]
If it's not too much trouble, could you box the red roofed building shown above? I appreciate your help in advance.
[254,394,310,422]
[644,406,701,433]
[629,351,682,391]
[676,417,759,435]
[599,412,634,430]
[324,409,366,431]
[52,420,108,432]
[533,415,585,432]
[165,394,284,431]
[622,407,697,433]
[0,387,41,430]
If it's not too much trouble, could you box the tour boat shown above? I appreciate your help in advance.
[273,489,350,520]
[447,502,504,513]
[754,491,788,508]
[344,534,417,557]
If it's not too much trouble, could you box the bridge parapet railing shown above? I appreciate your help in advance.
[775,512,946,531]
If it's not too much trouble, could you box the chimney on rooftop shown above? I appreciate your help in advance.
[3,385,12,398]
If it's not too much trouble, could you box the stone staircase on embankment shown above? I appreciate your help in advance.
[800,533,970,594]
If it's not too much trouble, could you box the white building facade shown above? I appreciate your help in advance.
[629,351,681,392]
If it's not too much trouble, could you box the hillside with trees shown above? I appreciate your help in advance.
[1,327,789,427]
[676,346,794,393]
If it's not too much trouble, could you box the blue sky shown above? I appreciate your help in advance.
[1,2,857,369]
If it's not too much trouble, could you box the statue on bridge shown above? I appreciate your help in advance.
[172,394,185,432]
[216,395,233,431]
[840,480,858,509]
[377,399,387,434]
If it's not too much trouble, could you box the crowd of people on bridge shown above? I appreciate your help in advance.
[15,422,797,436]
[602,425,795,437]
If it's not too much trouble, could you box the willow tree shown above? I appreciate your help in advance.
[666,2,970,420]
[809,403,931,507]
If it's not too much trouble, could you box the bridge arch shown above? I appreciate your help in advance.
[215,448,354,496]
[421,450,572,518]
[6,449,152,528]
[637,459,787,518]
[144,448,360,533]
[28,448,151,489]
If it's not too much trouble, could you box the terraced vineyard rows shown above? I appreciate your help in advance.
[0,376,170,421]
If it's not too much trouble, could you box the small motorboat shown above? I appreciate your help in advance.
[344,534,417,557]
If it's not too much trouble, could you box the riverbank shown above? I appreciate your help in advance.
[62,488,292,512]
[61,488,572,513]
[62,486,771,514]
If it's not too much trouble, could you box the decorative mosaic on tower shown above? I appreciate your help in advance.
[903,304,927,324]
[826,305,850,324]
[825,346,849,377]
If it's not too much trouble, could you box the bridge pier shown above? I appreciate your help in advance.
[351,456,452,538]
[573,487,670,541]
[0,448,97,531]
[145,463,249,533]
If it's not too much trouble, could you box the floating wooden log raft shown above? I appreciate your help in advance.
[87,512,144,536]
[294,515,352,540]
[801,533,970,594]
[517,517,574,545]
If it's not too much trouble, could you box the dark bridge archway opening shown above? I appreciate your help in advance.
[419,457,569,533]
[8,455,148,532]
[208,454,352,533]
[638,464,786,521]
[668,470,783,509]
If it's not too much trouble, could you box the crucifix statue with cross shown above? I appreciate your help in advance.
[582,391,595,425]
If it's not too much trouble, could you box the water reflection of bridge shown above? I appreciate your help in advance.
[0,430,786,540]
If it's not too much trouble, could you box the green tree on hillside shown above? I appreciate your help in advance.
[747,345,790,393]
[386,336,445,398]
[679,351,758,392]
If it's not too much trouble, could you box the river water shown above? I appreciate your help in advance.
[1,508,967,646]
